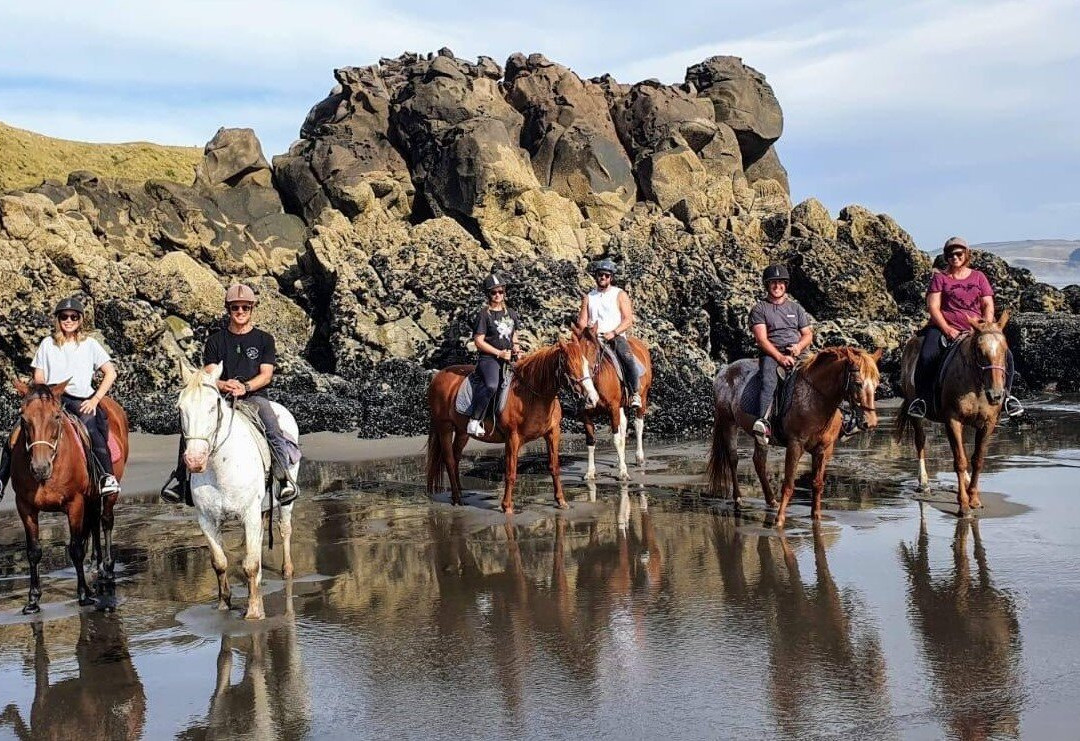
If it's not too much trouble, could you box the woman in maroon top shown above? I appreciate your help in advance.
[908,237,1023,418]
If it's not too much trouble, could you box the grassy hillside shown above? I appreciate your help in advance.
[0,121,202,191]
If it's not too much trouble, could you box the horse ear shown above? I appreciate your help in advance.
[570,324,582,338]
[50,379,70,398]
[207,362,224,383]
[178,357,197,386]
[998,309,1010,329]
[871,348,883,362]
[966,315,983,328]
[14,378,29,397]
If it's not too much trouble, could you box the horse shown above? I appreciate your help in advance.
[895,313,1010,514]
[707,346,882,528]
[571,325,653,480]
[426,336,597,513]
[10,379,130,614]
[177,362,299,620]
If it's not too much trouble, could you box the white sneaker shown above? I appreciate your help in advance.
[467,419,484,436]
[751,418,770,444]
[630,393,642,408]
[100,474,121,495]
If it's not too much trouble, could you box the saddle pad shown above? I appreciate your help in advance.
[600,343,646,384]
[65,417,123,467]
[930,335,967,419]
[737,365,797,446]
[454,368,513,417]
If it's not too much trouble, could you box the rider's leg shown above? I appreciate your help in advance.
[1003,349,1024,416]
[62,396,119,493]
[754,356,779,438]
[160,436,188,504]
[0,435,10,499]
[247,395,298,504]
[612,336,641,406]
[468,357,499,436]
[909,327,945,418]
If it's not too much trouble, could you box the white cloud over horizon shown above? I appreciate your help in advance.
[1,0,1077,249]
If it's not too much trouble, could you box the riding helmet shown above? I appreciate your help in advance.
[482,274,506,293]
[942,236,969,253]
[54,296,85,315]
[591,258,618,276]
[225,283,257,304]
[762,265,790,283]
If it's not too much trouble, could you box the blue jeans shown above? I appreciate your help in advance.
[758,356,779,419]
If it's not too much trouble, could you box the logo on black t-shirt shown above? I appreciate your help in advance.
[246,347,260,360]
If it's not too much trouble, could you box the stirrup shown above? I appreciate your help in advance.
[160,473,185,504]
[630,393,642,408]
[1004,396,1024,417]
[907,398,927,419]
[752,418,771,444]
[277,479,298,506]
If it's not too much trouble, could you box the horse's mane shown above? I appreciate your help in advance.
[512,343,564,391]
[803,346,880,381]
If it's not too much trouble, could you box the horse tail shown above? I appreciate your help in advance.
[425,421,443,495]
[706,403,730,497]
[894,399,912,443]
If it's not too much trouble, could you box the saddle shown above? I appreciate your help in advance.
[455,363,514,422]
[739,362,800,446]
[919,333,967,421]
[599,342,646,405]
[63,412,122,496]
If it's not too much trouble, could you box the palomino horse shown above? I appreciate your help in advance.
[896,313,1010,514]
[426,337,597,512]
[177,362,299,620]
[707,347,882,528]
[571,325,653,480]
[10,380,129,613]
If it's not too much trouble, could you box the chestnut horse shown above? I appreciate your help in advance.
[10,380,129,613]
[426,337,596,512]
[571,325,653,480]
[707,347,881,528]
[896,313,1011,514]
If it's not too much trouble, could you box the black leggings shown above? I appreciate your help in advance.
[915,327,1016,399]
[470,355,502,420]
[61,394,114,476]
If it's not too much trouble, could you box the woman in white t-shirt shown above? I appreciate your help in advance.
[28,297,121,495]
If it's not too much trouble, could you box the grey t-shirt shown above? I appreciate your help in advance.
[748,298,811,349]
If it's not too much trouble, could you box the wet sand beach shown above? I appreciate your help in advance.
[2,400,1080,738]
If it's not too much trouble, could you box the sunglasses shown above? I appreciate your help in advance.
[596,272,613,279]
[488,289,506,296]
[58,313,81,321]
[947,251,966,259]
[228,303,253,313]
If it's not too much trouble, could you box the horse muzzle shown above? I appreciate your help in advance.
[183,453,208,474]
[986,388,1004,405]
[30,462,52,482]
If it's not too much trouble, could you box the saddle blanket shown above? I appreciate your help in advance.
[66,417,123,468]
[455,368,513,417]
[600,343,646,385]
[738,364,798,446]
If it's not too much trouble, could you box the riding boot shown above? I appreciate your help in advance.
[160,440,191,505]
[268,447,298,506]
[0,439,10,500]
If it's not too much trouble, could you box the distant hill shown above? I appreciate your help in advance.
[975,239,1080,288]
[0,121,201,191]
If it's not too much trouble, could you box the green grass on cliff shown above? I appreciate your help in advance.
[0,121,203,191]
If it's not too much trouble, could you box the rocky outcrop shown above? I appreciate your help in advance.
[1,50,1074,436]
[1006,313,1080,392]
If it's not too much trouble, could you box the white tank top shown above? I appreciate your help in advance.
[587,286,623,334]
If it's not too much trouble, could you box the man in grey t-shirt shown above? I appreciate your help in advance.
[749,265,813,443]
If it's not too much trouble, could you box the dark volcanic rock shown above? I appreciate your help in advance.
[1063,285,1080,313]
[1006,313,1080,392]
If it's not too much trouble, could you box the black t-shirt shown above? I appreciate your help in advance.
[203,328,277,396]
[473,307,521,352]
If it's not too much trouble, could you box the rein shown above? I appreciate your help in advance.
[801,356,877,415]
[183,387,237,458]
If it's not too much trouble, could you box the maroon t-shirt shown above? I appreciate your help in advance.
[927,269,993,332]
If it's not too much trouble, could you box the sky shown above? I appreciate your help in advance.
[1,0,1077,249]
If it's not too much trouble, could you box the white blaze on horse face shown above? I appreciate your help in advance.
[582,358,599,407]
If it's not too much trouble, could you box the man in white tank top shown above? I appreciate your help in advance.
[577,258,641,407]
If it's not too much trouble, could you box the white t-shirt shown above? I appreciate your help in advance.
[31,336,111,399]
[587,286,623,334]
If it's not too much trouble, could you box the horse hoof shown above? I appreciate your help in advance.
[217,600,232,611]
[78,597,96,607]
[583,472,596,481]
[22,603,41,616]
[283,567,294,579]
[244,609,264,621]
[555,500,569,510]
[618,471,630,481]
[636,457,645,467]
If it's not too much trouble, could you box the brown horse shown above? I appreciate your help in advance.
[896,313,1010,514]
[426,337,595,512]
[10,380,129,613]
[571,325,653,480]
[707,347,882,528]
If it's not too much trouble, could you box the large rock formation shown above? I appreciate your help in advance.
[2,49,1077,436]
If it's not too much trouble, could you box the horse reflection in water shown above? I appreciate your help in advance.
[178,580,312,740]
[0,612,146,740]
[710,518,893,736]
[899,510,1022,740]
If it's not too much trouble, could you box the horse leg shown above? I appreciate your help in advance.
[775,443,804,529]
[634,411,645,467]
[752,442,775,508]
[242,505,265,620]
[21,510,43,614]
[967,423,994,509]
[944,419,971,515]
[500,433,522,513]
[448,427,468,507]
[66,500,95,607]
[583,414,597,480]
[101,492,118,581]
[724,422,741,505]
[810,443,835,520]
[913,418,930,491]
[545,428,568,509]
[614,408,630,481]
[279,503,295,578]
[197,512,231,611]
[86,495,102,579]
[440,425,463,506]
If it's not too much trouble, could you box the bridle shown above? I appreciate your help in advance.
[564,340,602,404]
[802,356,877,427]
[970,328,1008,388]
[21,407,64,467]
[181,383,237,458]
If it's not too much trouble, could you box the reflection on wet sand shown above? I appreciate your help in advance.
[900,511,1022,741]
[711,517,893,735]
[0,611,146,740]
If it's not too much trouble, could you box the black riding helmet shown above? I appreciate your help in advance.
[481,274,507,294]
[762,265,790,283]
[54,296,85,315]
[591,258,617,276]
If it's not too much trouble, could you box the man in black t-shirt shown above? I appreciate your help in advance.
[161,284,299,505]
[467,274,522,437]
